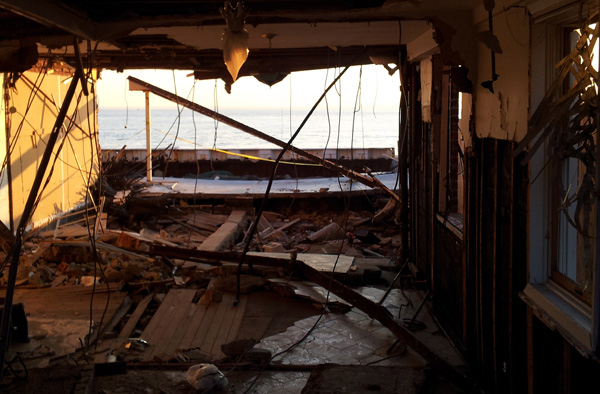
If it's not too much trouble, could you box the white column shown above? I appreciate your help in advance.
[145,90,152,183]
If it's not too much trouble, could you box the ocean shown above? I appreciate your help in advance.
[98,107,400,153]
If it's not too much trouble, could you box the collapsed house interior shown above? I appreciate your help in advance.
[0,0,600,393]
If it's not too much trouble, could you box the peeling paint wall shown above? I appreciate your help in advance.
[0,73,8,228]
[473,4,530,142]
[460,92,473,149]
[420,57,433,123]
[3,70,98,230]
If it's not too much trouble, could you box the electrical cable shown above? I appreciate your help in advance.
[242,64,360,394]
[0,65,51,274]
[0,56,49,180]
[188,79,201,247]
[210,79,219,172]
[82,42,112,351]
[234,61,356,306]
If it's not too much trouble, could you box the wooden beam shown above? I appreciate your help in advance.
[0,0,98,40]
[291,256,476,391]
[127,76,399,201]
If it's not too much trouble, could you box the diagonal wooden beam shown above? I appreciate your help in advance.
[0,37,87,382]
[291,256,475,391]
[0,0,98,40]
[127,76,399,201]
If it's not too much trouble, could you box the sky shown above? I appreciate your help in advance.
[95,64,401,112]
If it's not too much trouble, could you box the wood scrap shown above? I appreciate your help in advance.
[198,210,248,252]
[112,292,155,352]
[166,215,212,237]
[291,258,473,391]
[262,218,301,240]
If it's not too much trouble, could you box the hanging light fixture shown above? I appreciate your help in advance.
[220,1,249,82]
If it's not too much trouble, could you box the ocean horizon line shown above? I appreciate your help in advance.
[98,105,401,112]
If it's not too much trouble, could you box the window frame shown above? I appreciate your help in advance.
[436,66,464,235]
[525,16,600,357]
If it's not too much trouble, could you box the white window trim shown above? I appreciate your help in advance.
[521,281,593,355]
[525,13,599,357]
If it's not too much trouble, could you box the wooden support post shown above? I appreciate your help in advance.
[399,58,409,266]
[593,0,600,356]
[438,68,450,213]
[145,90,152,183]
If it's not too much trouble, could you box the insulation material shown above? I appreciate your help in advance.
[420,57,433,123]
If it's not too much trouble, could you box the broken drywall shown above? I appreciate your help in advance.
[459,92,473,150]
[0,73,8,228]
[4,66,99,230]
[473,3,530,142]
[420,57,433,123]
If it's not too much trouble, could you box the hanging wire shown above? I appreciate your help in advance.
[235,60,356,308]
[322,66,333,160]
[241,64,379,394]
[0,55,50,184]
[351,65,363,162]
[0,60,53,273]
[241,64,356,394]
[190,79,201,247]
[372,65,379,119]
[81,40,112,351]
[124,77,129,129]
[210,79,219,171]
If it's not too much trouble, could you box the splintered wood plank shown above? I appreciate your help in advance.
[114,292,154,349]
[160,295,201,356]
[248,252,354,273]
[198,210,247,252]
[226,294,248,345]
[212,293,248,360]
[146,289,196,359]
[198,298,231,358]
[139,291,178,341]
[178,303,210,351]
[187,298,220,351]
[141,289,196,360]
[1,282,124,322]
[185,212,227,229]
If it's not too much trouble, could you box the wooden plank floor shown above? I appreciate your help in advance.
[141,289,247,361]
[0,282,126,323]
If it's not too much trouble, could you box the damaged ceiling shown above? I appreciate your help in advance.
[0,0,483,82]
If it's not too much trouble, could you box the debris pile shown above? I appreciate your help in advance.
[4,194,403,292]
[1,186,417,388]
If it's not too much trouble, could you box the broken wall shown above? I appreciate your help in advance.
[472,2,530,142]
[1,67,98,230]
[0,73,7,227]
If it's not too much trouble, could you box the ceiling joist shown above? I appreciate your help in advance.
[0,0,98,40]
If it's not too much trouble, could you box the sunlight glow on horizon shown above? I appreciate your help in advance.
[96,65,401,113]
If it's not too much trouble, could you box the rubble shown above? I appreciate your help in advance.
[1,183,466,392]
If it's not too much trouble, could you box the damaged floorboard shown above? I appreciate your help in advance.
[0,282,125,322]
[1,283,127,364]
[140,289,247,362]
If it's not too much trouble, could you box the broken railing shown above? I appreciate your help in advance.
[127,76,399,202]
